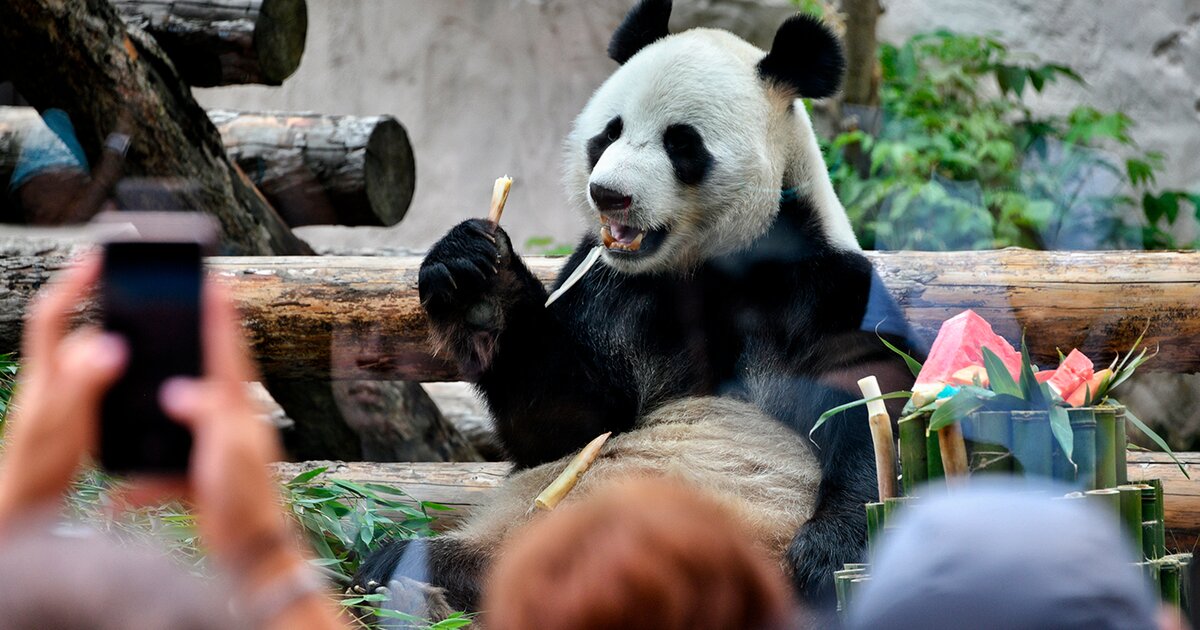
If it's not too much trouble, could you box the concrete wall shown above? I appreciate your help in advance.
[196,0,1200,252]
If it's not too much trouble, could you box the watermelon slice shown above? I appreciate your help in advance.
[911,310,1023,406]
[1064,367,1112,407]
[1045,349,1094,399]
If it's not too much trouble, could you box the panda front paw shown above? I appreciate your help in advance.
[419,219,513,327]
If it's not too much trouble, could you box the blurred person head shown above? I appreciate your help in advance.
[0,522,246,630]
[846,480,1169,630]
[481,478,800,630]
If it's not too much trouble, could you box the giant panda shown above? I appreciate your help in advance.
[353,0,917,618]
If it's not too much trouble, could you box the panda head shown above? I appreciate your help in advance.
[564,0,859,274]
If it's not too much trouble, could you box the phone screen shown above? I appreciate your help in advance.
[100,241,202,474]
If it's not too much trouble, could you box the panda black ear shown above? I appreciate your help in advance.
[608,0,672,64]
[756,14,845,99]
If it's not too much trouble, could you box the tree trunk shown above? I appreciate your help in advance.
[270,453,1200,548]
[112,0,307,87]
[0,0,309,257]
[3,107,417,228]
[839,0,881,108]
[209,110,416,227]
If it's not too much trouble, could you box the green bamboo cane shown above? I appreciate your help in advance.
[1149,479,1167,555]
[1068,408,1097,490]
[1114,405,1129,485]
[1012,410,1052,478]
[1085,488,1121,516]
[1159,558,1181,612]
[1141,561,1160,593]
[966,410,1012,474]
[865,502,886,559]
[926,418,945,481]
[898,415,929,496]
[1094,407,1119,489]
[1139,484,1163,560]
[1118,485,1145,556]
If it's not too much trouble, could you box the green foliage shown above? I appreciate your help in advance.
[827,30,1198,251]
[0,353,17,427]
[524,236,575,257]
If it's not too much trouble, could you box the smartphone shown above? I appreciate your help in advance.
[96,211,217,474]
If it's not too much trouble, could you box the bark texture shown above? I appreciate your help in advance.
[112,0,307,87]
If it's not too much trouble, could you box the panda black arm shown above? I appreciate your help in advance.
[419,223,639,468]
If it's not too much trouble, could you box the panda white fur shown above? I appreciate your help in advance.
[354,0,916,618]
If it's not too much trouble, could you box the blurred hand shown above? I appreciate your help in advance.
[0,255,127,522]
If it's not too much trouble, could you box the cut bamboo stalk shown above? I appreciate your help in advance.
[1012,410,1053,478]
[1149,479,1167,557]
[865,501,886,559]
[926,420,945,481]
[1160,559,1182,612]
[1085,488,1121,516]
[898,415,929,495]
[1114,405,1129,485]
[488,176,513,225]
[1069,408,1097,490]
[1140,483,1164,560]
[937,422,970,480]
[533,431,610,511]
[1141,561,1160,593]
[965,410,1012,474]
[883,496,913,522]
[1118,484,1145,555]
[1095,407,1119,489]
[858,376,898,501]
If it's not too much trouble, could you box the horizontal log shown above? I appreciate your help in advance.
[210,110,415,227]
[1,249,1199,380]
[113,0,307,87]
[1,107,415,228]
[272,452,1200,548]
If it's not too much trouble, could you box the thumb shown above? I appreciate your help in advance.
[56,332,127,402]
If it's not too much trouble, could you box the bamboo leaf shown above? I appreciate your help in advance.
[876,324,923,377]
[288,467,327,485]
[982,347,1021,397]
[1019,335,1046,407]
[1049,405,1073,462]
[811,391,914,440]
[928,390,987,432]
[1111,399,1189,479]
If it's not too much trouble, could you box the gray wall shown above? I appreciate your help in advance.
[196,0,1200,252]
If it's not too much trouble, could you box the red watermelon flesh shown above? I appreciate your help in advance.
[1045,349,1094,398]
[912,310,1023,405]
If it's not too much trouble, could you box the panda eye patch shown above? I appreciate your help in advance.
[662,124,713,186]
[586,116,623,171]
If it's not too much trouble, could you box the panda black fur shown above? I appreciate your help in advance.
[353,0,917,617]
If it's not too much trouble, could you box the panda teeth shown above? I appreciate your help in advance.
[601,228,645,252]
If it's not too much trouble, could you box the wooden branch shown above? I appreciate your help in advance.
[112,0,307,87]
[210,110,415,227]
[839,0,881,107]
[269,452,1200,547]
[0,2,310,256]
[3,247,1200,380]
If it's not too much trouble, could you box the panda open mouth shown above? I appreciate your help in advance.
[599,215,669,257]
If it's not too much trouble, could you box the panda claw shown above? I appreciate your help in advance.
[352,584,367,594]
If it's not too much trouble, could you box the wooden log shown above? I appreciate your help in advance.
[209,110,416,227]
[0,2,310,256]
[2,107,415,228]
[112,0,307,87]
[267,452,1200,546]
[3,248,1200,381]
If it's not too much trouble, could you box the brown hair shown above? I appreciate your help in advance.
[482,478,798,630]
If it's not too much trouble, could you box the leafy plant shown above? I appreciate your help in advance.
[0,353,17,427]
[825,30,1198,251]
[524,236,575,257]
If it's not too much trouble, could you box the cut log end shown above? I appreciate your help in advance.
[364,117,416,227]
[254,0,308,86]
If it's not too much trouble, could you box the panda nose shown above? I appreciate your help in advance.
[589,184,632,211]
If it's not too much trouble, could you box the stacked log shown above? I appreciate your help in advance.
[113,0,307,87]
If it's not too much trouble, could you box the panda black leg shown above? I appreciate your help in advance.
[352,536,489,616]
[787,459,875,608]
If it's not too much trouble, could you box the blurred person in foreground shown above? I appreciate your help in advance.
[0,255,345,630]
[845,481,1180,630]
[482,477,804,630]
